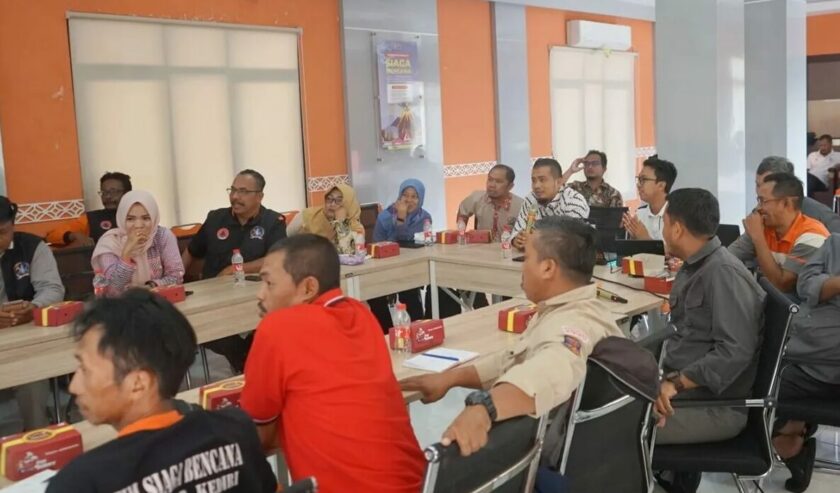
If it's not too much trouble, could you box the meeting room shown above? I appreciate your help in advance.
[0,0,840,492]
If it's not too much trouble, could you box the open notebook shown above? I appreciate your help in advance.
[402,348,479,373]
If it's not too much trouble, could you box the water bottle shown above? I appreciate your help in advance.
[423,219,433,246]
[354,231,366,257]
[393,303,412,354]
[500,226,513,259]
[457,219,466,246]
[231,249,245,286]
[92,270,108,297]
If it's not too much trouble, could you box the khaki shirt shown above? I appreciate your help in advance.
[473,284,624,416]
[457,191,524,242]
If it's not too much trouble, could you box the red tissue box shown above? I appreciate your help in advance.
[436,230,458,244]
[200,379,245,410]
[644,276,674,295]
[152,284,186,304]
[0,424,83,481]
[32,301,84,327]
[498,304,538,333]
[621,257,645,277]
[389,319,445,353]
[367,241,400,259]
[465,230,492,244]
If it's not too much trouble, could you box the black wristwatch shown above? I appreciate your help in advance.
[465,390,497,422]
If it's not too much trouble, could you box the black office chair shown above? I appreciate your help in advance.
[548,337,660,493]
[716,224,741,248]
[421,414,548,493]
[652,277,799,492]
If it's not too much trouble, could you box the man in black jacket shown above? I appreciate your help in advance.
[47,289,277,493]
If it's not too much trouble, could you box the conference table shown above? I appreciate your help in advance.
[0,243,668,488]
[0,243,665,390]
[0,294,651,488]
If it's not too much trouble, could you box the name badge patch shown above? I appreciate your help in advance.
[250,226,265,240]
[216,228,230,241]
[13,262,30,280]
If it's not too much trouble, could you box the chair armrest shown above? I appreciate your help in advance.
[672,398,769,409]
[783,356,840,368]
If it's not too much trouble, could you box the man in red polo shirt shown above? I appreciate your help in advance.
[240,234,425,492]
[729,173,830,292]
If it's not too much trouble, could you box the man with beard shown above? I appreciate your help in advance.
[240,234,425,492]
[182,169,286,373]
[565,150,624,207]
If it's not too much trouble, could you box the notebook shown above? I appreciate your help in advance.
[402,348,479,373]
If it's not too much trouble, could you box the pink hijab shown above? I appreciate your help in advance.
[92,190,160,285]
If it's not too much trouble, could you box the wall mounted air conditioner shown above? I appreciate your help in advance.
[567,20,632,51]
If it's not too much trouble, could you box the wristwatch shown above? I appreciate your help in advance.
[465,390,497,422]
[664,371,685,392]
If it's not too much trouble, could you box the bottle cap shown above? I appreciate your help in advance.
[233,249,241,254]
[396,303,407,310]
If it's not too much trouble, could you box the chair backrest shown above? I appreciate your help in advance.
[360,202,381,245]
[558,359,655,493]
[280,210,299,226]
[715,224,741,248]
[422,414,547,493]
[52,244,95,300]
[755,276,799,401]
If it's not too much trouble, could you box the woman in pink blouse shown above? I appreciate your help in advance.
[91,190,184,296]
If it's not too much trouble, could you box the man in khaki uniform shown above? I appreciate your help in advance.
[402,216,623,456]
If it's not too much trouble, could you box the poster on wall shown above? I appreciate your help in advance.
[376,39,425,151]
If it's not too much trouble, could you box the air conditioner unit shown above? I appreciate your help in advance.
[567,20,632,51]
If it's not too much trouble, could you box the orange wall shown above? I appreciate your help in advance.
[0,0,345,236]
[525,7,656,158]
[807,13,840,56]
[438,0,497,227]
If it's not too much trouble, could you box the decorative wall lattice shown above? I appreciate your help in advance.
[17,200,86,224]
[307,175,351,192]
[443,161,497,178]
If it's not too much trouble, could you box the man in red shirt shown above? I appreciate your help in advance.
[240,234,425,492]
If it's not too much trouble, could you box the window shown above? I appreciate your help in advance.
[549,47,637,200]
[68,14,306,226]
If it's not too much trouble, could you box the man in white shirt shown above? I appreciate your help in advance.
[806,134,840,197]
[622,157,677,241]
[511,158,589,250]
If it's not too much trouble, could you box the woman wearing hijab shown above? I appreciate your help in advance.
[288,184,364,254]
[368,179,449,331]
[373,178,432,243]
[92,191,184,296]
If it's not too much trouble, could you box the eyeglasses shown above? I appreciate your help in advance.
[325,196,343,205]
[98,189,125,197]
[756,196,787,206]
[635,176,658,186]
[227,187,261,196]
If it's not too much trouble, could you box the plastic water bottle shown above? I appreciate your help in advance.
[92,270,108,297]
[393,303,412,354]
[354,231,366,256]
[457,220,466,246]
[500,226,513,259]
[423,219,433,246]
[231,249,245,286]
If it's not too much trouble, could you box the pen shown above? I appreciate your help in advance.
[597,287,628,304]
[421,352,460,362]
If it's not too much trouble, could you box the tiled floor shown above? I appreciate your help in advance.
[2,352,839,493]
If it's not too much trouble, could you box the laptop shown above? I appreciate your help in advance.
[614,239,665,257]
[587,207,629,262]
